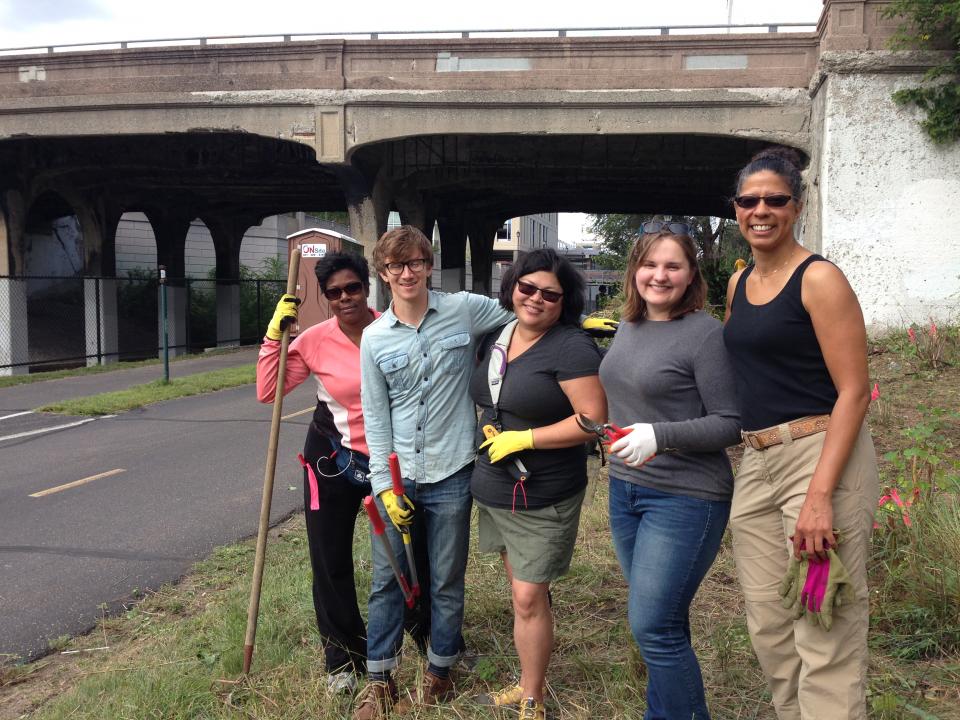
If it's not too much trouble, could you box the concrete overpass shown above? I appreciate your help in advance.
[0,0,958,371]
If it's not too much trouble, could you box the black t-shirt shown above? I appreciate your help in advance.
[469,323,603,509]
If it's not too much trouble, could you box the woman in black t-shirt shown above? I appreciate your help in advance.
[469,249,605,720]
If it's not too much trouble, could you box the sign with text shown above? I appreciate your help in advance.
[300,243,327,259]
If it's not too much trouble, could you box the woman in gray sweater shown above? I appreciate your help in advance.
[599,223,741,720]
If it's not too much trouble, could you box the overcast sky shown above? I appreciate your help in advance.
[0,0,826,241]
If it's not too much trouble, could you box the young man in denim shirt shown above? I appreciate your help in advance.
[354,226,513,719]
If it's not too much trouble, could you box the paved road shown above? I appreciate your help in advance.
[0,358,318,662]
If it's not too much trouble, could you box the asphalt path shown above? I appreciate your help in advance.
[0,373,317,662]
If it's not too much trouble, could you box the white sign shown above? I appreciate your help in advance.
[301,243,327,259]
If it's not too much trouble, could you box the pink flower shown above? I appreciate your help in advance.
[929,321,938,338]
[871,383,880,402]
[908,327,917,344]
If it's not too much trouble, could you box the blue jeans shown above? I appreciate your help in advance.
[608,476,730,720]
[366,464,473,673]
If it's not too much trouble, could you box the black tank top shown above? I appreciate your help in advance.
[723,255,838,431]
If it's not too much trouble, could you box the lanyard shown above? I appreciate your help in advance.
[487,320,517,423]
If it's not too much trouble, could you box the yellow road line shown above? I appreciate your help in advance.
[281,407,313,421]
[30,468,127,498]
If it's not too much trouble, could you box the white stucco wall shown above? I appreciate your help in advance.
[817,71,960,329]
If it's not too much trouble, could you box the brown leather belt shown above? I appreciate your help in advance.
[741,415,830,451]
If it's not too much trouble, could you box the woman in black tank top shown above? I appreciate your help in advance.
[722,147,879,719]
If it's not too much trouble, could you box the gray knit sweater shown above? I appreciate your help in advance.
[598,311,741,502]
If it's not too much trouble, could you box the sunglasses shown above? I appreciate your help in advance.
[517,280,563,304]
[733,194,794,209]
[322,281,365,301]
[385,258,430,275]
[640,221,692,236]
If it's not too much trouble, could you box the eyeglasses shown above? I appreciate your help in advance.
[733,194,794,209]
[640,221,692,236]
[385,258,430,275]
[322,280,365,301]
[517,280,563,304]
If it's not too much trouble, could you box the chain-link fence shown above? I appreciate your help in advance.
[0,275,284,373]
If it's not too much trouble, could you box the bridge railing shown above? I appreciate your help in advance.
[0,23,818,57]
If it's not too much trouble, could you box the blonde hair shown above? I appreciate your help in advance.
[621,232,706,322]
[372,226,433,273]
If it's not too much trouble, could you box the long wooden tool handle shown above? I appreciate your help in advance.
[242,248,301,675]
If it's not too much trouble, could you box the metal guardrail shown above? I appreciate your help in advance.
[0,23,819,56]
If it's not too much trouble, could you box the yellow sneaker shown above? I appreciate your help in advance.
[474,683,523,708]
[519,697,546,720]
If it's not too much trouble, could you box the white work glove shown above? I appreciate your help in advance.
[610,423,657,467]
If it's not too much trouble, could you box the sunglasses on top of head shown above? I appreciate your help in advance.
[322,281,365,301]
[516,280,563,304]
[733,194,795,209]
[640,221,693,236]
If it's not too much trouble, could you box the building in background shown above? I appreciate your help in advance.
[557,239,622,313]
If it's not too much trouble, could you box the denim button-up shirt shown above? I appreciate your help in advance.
[360,290,513,494]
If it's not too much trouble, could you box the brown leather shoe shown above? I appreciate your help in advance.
[352,679,398,720]
[394,671,454,714]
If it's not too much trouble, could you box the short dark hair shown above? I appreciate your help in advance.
[499,248,585,326]
[314,251,370,292]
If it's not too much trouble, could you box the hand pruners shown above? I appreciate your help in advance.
[576,413,633,445]
[481,424,530,482]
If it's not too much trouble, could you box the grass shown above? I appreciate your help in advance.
[0,347,251,389]
[36,365,256,415]
[2,326,959,719]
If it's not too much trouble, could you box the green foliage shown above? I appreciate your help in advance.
[587,214,750,306]
[882,406,960,497]
[884,0,960,143]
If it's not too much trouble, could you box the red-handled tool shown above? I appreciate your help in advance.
[389,453,421,597]
[576,413,634,445]
[363,496,415,608]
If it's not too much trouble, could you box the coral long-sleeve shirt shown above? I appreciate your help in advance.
[256,310,378,456]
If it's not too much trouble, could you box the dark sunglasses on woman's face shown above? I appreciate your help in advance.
[516,280,563,304]
[733,194,794,209]
[323,281,365,301]
[640,221,692,235]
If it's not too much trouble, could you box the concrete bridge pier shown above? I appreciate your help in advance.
[76,200,120,366]
[0,191,27,375]
[437,210,467,293]
[466,215,500,296]
[206,213,251,348]
[148,210,191,357]
[395,191,437,241]
[338,167,391,309]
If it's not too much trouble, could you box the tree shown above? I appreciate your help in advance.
[884,0,960,143]
[588,214,750,307]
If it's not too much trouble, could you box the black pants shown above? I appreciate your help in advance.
[302,428,430,673]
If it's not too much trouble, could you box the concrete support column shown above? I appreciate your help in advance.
[466,215,501,296]
[0,277,28,375]
[0,191,27,374]
[437,211,467,292]
[77,200,121,366]
[204,213,251,348]
[396,191,436,240]
[337,166,391,309]
[0,189,26,276]
[147,210,191,357]
[84,278,119,366]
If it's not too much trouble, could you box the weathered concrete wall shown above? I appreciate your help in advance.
[815,66,960,328]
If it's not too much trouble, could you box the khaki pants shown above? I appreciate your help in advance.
[730,422,879,720]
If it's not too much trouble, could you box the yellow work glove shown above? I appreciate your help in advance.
[581,316,619,338]
[479,429,535,464]
[265,294,301,341]
[816,548,855,631]
[378,489,414,530]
